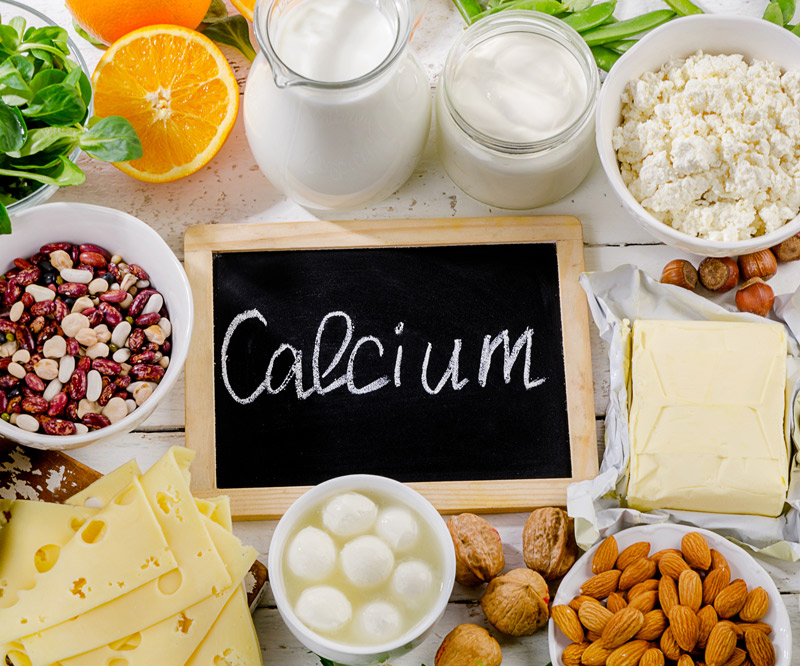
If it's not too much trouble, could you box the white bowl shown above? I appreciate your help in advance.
[597,15,800,257]
[268,474,456,665]
[548,524,792,666]
[1,202,193,450]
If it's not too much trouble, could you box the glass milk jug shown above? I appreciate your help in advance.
[244,0,432,210]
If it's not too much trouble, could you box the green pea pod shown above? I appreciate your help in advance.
[581,9,676,45]
[562,1,617,33]
[663,0,703,16]
[591,45,620,71]
[778,0,796,24]
[471,0,563,21]
[453,0,488,22]
[763,2,784,25]
[604,38,636,53]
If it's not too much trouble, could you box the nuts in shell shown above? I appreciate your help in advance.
[522,507,577,581]
[698,256,739,292]
[447,513,505,587]
[480,568,549,636]
[739,250,777,281]
[661,259,698,290]
[434,624,502,666]
[735,278,774,317]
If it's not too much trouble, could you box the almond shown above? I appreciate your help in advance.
[602,607,645,648]
[581,639,614,666]
[607,592,627,614]
[606,639,649,666]
[592,535,618,574]
[582,570,621,599]
[735,622,772,636]
[651,548,683,564]
[744,628,776,666]
[640,648,666,666]
[660,627,682,661]
[619,557,657,590]
[720,619,744,638]
[636,609,668,641]
[659,576,680,615]
[678,569,703,612]
[703,567,731,606]
[739,587,769,623]
[677,655,695,666]
[628,589,658,614]
[681,532,712,570]
[669,604,700,652]
[705,622,737,666]
[616,542,651,570]
[571,595,601,612]
[714,579,748,619]
[553,605,585,644]
[723,648,747,666]
[659,553,691,580]
[697,604,719,649]
[579,600,614,633]
[586,630,603,642]
[628,579,659,599]
[563,642,590,666]
[711,549,730,571]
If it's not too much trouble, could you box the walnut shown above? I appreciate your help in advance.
[447,513,505,587]
[480,568,550,636]
[434,624,503,666]
[522,507,577,580]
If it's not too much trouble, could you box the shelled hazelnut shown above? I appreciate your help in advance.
[739,250,777,281]
[772,234,800,262]
[660,260,697,291]
[735,278,774,317]
[698,257,739,292]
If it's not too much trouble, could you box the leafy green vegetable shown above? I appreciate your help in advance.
[764,2,785,25]
[777,0,797,24]
[204,0,229,22]
[200,14,257,61]
[0,15,142,233]
[72,20,106,49]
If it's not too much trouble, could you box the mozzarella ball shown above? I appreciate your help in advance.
[295,586,352,633]
[341,535,395,587]
[391,560,434,605]
[356,601,402,641]
[322,492,377,537]
[375,506,418,552]
[287,526,336,581]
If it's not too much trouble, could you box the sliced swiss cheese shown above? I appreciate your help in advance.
[0,477,177,645]
[627,319,789,516]
[66,459,142,508]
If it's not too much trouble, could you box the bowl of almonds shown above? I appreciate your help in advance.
[548,524,791,666]
[0,202,193,449]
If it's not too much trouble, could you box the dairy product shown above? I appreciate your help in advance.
[376,506,418,552]
[627,320,789,516]
[614,52,800,241]
[296,586,353,632]
[356,601,402,640]
[391,560,433,605]
[323,492,378,537]
[287,526,337,580]
[436,12,598,210]
[341,535,395,587]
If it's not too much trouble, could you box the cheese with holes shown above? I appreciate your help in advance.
[627,319,789,516]
[22,448,233,666]
[66,459,141,508]
[0,477,177,645]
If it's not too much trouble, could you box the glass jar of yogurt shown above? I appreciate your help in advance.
[244,0,432,210]
[436,11,599,210]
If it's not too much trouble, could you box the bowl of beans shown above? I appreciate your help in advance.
[0,202,193,449]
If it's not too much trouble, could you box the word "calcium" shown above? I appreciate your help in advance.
[221,309,547,405]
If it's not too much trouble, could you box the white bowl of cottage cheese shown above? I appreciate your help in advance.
[597,15,800,257]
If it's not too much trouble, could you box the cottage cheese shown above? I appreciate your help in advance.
[613,52,800,241]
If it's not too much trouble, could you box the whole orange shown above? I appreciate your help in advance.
[66,0,211,45]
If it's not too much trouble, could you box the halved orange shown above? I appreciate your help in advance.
[92,25,239,183]
[230,0,255,21]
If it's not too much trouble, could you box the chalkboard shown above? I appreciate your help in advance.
[185,217,597,519]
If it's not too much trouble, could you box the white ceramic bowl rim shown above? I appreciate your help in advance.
[0,202,193,448]
[596,14,800,254]
[268,474,456,657]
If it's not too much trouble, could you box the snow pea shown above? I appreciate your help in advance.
[471,0,563,22]
[562,1,616,33]
[591,45,620,71]
[604,38,636,53]
[581,9,676,46]
[663,0,703,16]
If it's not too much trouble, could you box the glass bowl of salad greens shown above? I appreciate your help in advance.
[0,0,141,234]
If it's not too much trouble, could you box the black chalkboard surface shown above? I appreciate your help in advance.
[185,217,597,518]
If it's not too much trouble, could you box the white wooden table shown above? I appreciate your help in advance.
[31,0,800,663]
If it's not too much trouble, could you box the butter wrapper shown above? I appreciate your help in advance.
[573,264,800,561]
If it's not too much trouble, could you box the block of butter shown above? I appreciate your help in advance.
[627,319,789,517]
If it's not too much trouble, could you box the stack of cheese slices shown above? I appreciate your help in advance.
[0,447,262,666]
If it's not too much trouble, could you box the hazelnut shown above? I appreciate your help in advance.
[735,278,774,317]
[434,624,502,666]
[480,568,550,636]
[698,257,739,292]
[771,234,800,262]
[447,513,505,587]
[660,259,697,290]
[522,507,577,580]
[738,250,777,281]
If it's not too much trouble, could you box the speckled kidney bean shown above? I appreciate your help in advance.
[98,302,123,327]
[30,301,54,317]
[0,319,16,334]
[127,289,157,319]
[65,401,78,421]
[79,251,107,268]
[52,300,68,321]
[47,391,68,417]
[130,350,159,365]
[29,315,45,335]
[0,359,10,372]
[0,376,18,388]
[43,418,76,435]
[130,364,165,382]
[13,258,32,270]
[82,412,110,429]
[40,242,71,253]
[21,396,47,413]
[97,382,116,406]
[92,358,121,375]
[115,375,131,389]
[79,244,111,260]
[58,282,88,297]
[7,396,20,413]
[15,266,40,286]
[99,289,127,303]
[5,279,20,307]
[66,338,80,356]
[20,292,33,308]
[24,373,45,392]
[127,327,145,352]
[135,312,161,327]
[15,326,34,351]
[128,264,149,280]
[69,369,87,400]
[77,357,92,373]
[87,309,104,327]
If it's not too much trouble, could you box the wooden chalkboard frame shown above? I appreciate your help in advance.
[184,217,597,519]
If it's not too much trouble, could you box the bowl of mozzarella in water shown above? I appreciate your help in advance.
[268,475,456,665]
